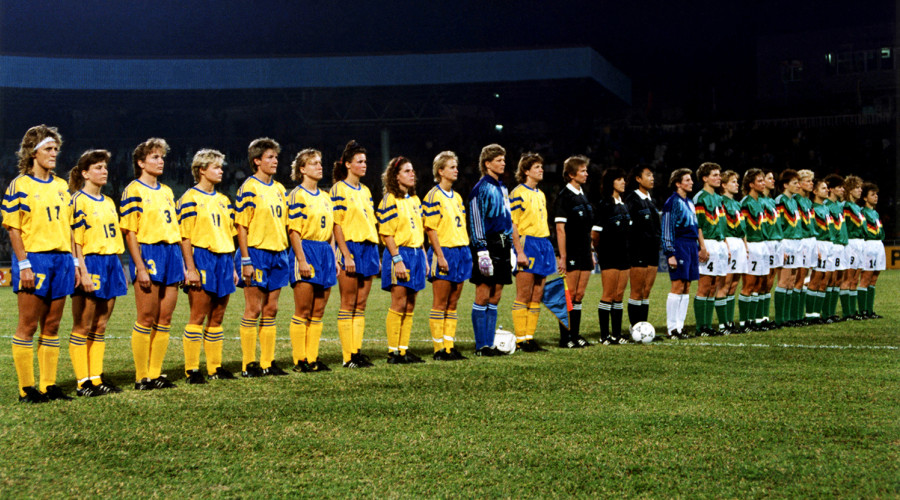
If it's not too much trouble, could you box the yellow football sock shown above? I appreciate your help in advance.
[399,311,414,356]
[353,309,366,352]
[526,302,541,340]
[203,326,224,375]
[259,317,276,369]
[337,309,354,363]
[289,315,309,364]
[37,334,60,392]
[182,324,204,373]
[148,324,170,380]
[512,300,528,343]
[386,309,403,353]
[131,322,152,381]
[87,332,106,382]
[429,308,445,352]
[239,317,259,371]
[68,332,89,388]
[12,337,35,396]
[443,310,458,351]
[307,317,323,362]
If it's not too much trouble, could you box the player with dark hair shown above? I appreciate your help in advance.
[720,170,745,332]
[840,175,865,320]
[121,137,182,390]
[592,167,632,344]
[468,144,528,356]
[68,149,127,396]
[758,170,780,329]
[692,162,726,336]
[624,164,661,329]
[3,125,77,402]
[509,153,552,352]
[424,151,471,360]
[287,148,335,373]
[378,157,427,364]
[554,155,594,348]
[822,173,847,322]
[773,169,804,328]
[177,149,238,384]
[661,168,698,339]
[858,182,884,318]
[737,169,769,332]
[330,140,379,368]
[235,137,290,377]
[807,178,833,323]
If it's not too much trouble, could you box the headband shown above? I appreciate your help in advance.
[34,136,57,151]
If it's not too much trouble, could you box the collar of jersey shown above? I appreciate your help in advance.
[78,190,105,202]
[341,180,362,191]
[251,175,274,186]
[634,189,652,201]
[137,179,161,190]
[565,183,584,196]
[191,186,216,196]
[28,174,54,184]
[300,185,320,196]
[521,183,540,192]
[437,186,454,198]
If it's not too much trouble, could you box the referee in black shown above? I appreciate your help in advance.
[624,164,661,328]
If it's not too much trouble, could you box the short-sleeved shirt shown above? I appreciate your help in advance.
[843,201,866,240]
[468,175,513,250]
[825,199,848,245]
[862,207,884,241]
[72,190,123,255]
[740,195,766,243]
[119,179,181,244]
[555,183,595,251]
[760,195,781,241]
[330,180,378,244]
[775,192,802,240]
[288,185,333,242]
[624,189,660,245]
[692,189,725,241]
[378,192,424,248]
[812,202,833,241]
[177,186,236,254]
[797,195,815,238]
[422,186,469,248]
[594,196,632,246]
[509,184,550,238]
[234,175,288,251]
[721,195,745,239]
[2,174,72,252]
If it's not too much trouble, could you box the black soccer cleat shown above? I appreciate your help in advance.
[42,385,73,401]
[447,347,468,360]
[185,369,208,385]
[574,335,592,347]
[352,352,373,368]
[404,352,425,364]
[262,363,288,376]
[433,350,453,361]
[474,346,496,357]
[241,361,264,378]
[309,360,331,372]
[342,359,362,368]
[208,367,236,380]
[387,351,407,364]
[150,375,177,389]
[76,381,104,397]
[134,378,155,391]
[99,374,123,393]
[293,360,312,373]
[19,386,49,404]
[558,339,580,349]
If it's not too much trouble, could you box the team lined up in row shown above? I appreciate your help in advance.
[660,164,885,339]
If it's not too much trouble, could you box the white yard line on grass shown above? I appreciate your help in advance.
[663,341,898,350]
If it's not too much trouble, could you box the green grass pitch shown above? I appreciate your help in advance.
[0,272,897,497]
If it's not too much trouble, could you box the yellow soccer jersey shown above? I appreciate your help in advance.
[422,186,469,248]
[2,174,72,252]
[330,180,378,244]
[509,184,550,238]
[177,187,236,254]
[378,193,424,248]
[119,180,181,244]
[72,190,124,255]
[288,186,333,242]
[234,175,289,251]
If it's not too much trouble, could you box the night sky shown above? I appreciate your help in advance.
[2,1,892,101]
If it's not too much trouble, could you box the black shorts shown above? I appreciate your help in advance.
[628,240,660,268]
[565,249,594,272]
[597,249,630,271]
[470,235,513,286]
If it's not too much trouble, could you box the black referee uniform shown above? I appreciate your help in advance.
[624,189,661,323]
[553,183,595,347]
[593,196,632,343]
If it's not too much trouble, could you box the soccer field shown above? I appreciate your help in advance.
[0,271,897,497]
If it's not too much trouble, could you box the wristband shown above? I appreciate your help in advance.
[392,254,403,264]
[241,257,252,266]
[18,259,32,271]
[73,256,80,267]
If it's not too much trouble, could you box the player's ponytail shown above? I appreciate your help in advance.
[69,149,112,193]
[334,140,366,182]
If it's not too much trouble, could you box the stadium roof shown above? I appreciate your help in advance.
[0,47,630,104]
